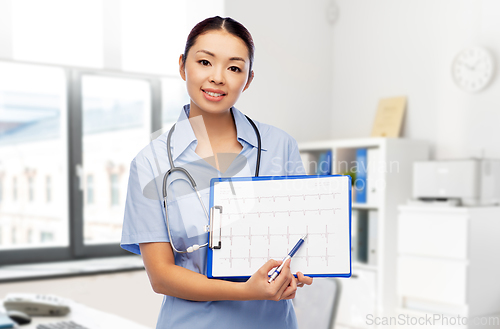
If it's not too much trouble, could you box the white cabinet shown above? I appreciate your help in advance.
[397,206,500,327]
[299,138,429,328]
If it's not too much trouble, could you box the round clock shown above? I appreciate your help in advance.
[452,46,495,93]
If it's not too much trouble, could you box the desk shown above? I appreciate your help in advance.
[2,301,152,329]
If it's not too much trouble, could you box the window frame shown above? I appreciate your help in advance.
[0,64,164,265]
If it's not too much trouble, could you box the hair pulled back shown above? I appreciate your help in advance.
[182,16,255,79]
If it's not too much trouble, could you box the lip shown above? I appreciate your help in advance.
[202,88,226,95]
[201,88,226,102]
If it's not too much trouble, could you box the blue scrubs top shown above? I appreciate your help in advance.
[121,105,306,329]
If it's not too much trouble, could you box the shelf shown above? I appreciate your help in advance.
[297,137,430,326]
[0,256,144,283]
[352,262,378,272]
[352,203,378,210]
[299,137,389,151]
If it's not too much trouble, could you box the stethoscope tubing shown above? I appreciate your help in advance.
[163,111,261,253]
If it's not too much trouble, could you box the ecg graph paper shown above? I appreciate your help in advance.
[209,176,351,278]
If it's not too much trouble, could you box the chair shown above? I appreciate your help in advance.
[293,278,342,329]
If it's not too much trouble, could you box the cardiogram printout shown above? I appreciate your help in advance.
[207,175,352,279]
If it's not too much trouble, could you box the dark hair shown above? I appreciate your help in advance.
[182,16,255,79]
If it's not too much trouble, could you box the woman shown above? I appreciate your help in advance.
[121,16,312,329]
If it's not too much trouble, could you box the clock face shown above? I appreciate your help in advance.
[452,47,495,93]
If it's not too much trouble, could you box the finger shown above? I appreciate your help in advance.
[274,259,293,297]
[280,290,296,300]
[280,271,297,299]
[260,259,283,275]
[296,271,313,285]
[292,277,304,287]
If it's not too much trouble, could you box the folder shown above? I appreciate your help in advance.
[207,175,352,279]
[355,149,367,203]
[356,209,368,263]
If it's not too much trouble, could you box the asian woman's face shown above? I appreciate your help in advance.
[179,30,253,115]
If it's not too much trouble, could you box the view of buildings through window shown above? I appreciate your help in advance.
[81,75,152,245]
[0,62,189,250]
[46,176,52,203]
[0,62,69,250]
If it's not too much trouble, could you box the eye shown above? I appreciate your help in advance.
[229,66,242,73]
[198,60,211,66]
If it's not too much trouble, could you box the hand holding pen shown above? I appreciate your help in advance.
[243,234,312,301]
[268,234,308,282]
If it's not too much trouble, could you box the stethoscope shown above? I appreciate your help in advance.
[162,112,262,253]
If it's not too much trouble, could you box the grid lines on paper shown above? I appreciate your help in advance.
[211,177,350,276]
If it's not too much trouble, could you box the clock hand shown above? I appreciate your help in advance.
[470,60,480,70]
[463,63,474,70]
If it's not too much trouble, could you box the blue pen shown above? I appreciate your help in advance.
[268,234,308,283]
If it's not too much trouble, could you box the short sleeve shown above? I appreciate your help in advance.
[286,138,306,175]
[120,155,169,255]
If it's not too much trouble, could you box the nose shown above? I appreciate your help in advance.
[209,67,225,85]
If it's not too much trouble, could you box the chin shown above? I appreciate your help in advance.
[195,101,234,114]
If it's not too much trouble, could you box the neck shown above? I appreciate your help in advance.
[188,102,239,158]
[189,103,235,138]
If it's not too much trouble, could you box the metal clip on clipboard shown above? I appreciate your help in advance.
[209,206,223,249]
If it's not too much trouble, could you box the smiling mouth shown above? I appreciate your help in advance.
[202,90,226,97]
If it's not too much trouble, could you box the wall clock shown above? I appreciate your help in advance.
[452,46,495,93]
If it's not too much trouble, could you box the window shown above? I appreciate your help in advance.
[110,174,119,206]
[40,231,54,243]
[12,0,103,68]
[0,62,189,262]
[11,227,16,244]
[162,78,190,130]
[0,62,68,252]
[28,176,34,202]
[81,75,151,245]
[87,175,94,205]
[46,176,51,203]
[12,177,17,201]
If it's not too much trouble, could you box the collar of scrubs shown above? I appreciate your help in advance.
[170,104,267,162]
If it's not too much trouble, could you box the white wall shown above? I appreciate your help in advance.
[330,0,500,159]
[225,0,334,143]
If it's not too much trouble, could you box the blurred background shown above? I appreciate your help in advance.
[0,0,499,328]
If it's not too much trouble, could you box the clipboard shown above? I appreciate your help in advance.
[207,175,352,280]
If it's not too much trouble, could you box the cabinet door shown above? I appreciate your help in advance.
[398,256,467,305]
[398,212,468,260]
[335,269,377,329]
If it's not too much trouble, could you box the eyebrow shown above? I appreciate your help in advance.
[196,50,246,63]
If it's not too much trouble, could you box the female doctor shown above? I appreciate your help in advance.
[121,16,313,329]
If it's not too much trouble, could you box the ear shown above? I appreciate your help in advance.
[179,54,186,81]
[243,70,254,92]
